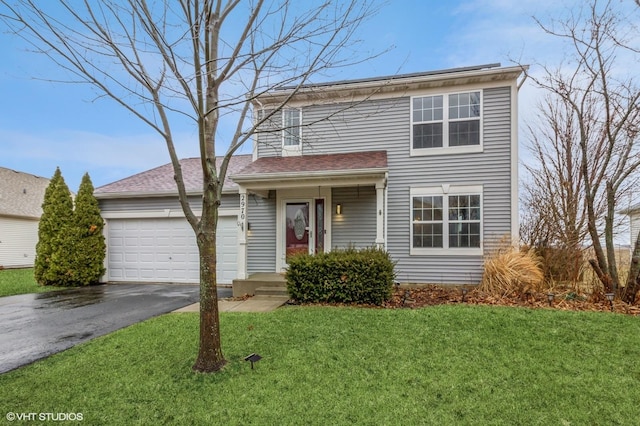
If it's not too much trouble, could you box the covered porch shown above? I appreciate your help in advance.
[230,151,388,289]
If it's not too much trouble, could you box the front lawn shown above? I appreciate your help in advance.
[1,306,640,424]
[0,268,63,297]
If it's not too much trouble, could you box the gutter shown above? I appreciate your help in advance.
[94,187,240,200]
[230,167,389,184]
[255,65,527,106]
[0,213,40,221]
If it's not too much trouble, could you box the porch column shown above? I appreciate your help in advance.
[237,186,248,279]
[375,181,385,249]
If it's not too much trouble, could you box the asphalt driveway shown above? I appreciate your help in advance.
[0,284,231,374]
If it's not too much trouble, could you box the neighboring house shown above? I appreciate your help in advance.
[95,63,525,288]
[0,167,50,268]
[622,202,640,250]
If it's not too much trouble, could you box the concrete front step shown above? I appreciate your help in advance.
[232,272,287,297]
[254,286,289,297]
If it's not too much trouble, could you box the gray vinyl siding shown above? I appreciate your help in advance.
[256,98,406,157]
[331,186,377,249]
[256,110,283,158]
[387,86,512,284]
[254,85,514,284]
[247,192,277,274]
[99,194,239,213]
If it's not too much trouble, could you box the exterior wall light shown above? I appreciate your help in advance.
[336,203,342,215]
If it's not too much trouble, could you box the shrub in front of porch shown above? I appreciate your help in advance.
[286,247,395,305]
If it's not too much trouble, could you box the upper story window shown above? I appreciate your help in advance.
[283,108,301,145]
[411,91,482,156]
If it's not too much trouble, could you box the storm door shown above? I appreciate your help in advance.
[285,202,310,263]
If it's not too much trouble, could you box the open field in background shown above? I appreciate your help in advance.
[570,248,631,293]
[2,307,640,425]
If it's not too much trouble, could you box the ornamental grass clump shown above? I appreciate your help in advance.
[480,245,544,296]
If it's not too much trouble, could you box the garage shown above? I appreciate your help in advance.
[106,216,238,284]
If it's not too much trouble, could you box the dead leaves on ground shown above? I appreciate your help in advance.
[382,285,640,316]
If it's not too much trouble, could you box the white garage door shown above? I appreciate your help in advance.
[106,216,237,284]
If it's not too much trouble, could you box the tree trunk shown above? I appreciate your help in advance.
[589,258,613,293]
[622,229,640,304]
[192,211,226,373]
[604,181,619,292]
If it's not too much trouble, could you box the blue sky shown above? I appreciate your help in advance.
[0,0,630,191]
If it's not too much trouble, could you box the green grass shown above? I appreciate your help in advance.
[0,268,64,297]
[1,306,640,425]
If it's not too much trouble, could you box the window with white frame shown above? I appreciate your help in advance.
[411,91,481,154]
[283,108,301,147]
[411,186,482,255]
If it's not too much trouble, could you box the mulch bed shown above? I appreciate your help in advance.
[380,285,640,316]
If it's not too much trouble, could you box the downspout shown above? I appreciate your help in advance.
[253,98,265,162]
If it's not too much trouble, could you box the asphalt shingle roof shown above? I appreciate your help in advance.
[95,155,253,196]
[233,151,387,177]
[0,167,50,219]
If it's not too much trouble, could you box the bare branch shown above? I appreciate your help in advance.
[522,0,640,292]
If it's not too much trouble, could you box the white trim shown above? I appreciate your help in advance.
[101,220,109,282]
[100,208,238,219]
[94,188,238,199]
[275,188,332,272]
[411,145,483,156]
[375,181,386,247]
[410,89,483,157]
[631,213,640,249]
[237,187,248,279]
[384,172,388,249]
[234,173,387,193]
[255,66,526,107]
[282,108,302,156]
[232,168,387,186]
[409,185,484,256]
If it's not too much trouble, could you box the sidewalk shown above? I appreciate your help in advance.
[173,295,290,313]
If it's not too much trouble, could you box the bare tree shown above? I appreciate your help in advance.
[522,95,590,248]
[520,94,595,281]
[0,0,380,372]
[524,0,640,298]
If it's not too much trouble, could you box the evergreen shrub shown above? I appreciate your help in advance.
[34,168,73,286]
[35,169,105,286]
[286,247,396,305]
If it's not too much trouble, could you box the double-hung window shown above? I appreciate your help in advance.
[282,108,301,155]
[411,186,483,255]
[411,91,482,155]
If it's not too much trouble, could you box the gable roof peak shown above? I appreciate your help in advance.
[0,167,51,219]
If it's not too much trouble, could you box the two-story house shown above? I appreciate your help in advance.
[95,63,525,291]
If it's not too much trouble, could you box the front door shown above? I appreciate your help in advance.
[285,202,310,263]
[282,199,326,267]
